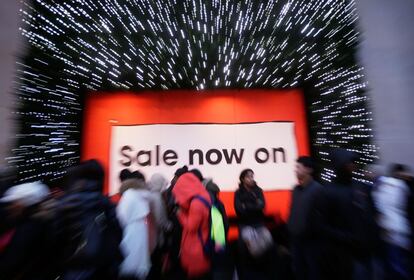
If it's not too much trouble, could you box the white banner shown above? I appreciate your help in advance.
[109,122,298,194]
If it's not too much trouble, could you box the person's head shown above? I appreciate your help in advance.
[0,181,50,221]
[148,173,168,193]
[171,165,188,187]
[130,170,145,181]
[65,159,105,192]
[390,163,410,180]
[295,156,315,183]
[330,148,358,182]
[190,169,204,182]
[239,169,255,189]
[206,181,220,198]
[119,169,132,182]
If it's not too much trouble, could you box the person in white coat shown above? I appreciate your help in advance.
[117,175,151,280]
[373,164,412,280]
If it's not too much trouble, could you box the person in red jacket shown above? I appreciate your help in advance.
[172,172,212,280]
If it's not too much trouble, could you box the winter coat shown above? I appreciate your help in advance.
[234,184,265,227]
[373,176,411,250]
[0,215,59,280]
[147,173,170,252]
[117,179,152,279]
[288,180,322,240]
[59,181,123,280]
[312,182,356,280]
[172,173,212,278]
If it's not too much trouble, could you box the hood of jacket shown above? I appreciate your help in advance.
[172,173,210,211]
[331,148,358,184]
[147,173,168,193]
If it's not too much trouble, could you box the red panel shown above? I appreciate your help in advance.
[82,89,309,226]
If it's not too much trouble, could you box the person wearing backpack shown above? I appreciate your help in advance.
[0,181,60,280]
[59,160,123,280]
[162,165,188,279]
[205,180,232,280]
[172,172,212,280]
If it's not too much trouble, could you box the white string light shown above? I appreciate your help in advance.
[13,0,377,183]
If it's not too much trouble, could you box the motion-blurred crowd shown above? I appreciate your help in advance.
[0,148,413,280]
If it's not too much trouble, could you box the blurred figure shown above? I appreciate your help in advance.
[234,169,274,280]
[163,165,188,279]
[402,170,414,278]
[172,172,212,280]
[288,156,323,280]
[59,160,123,280]
[147,173,170,280]
[0,181,57,280]
[205,180,229,247]
[117,170,152,280]
[119,168,133,182]
[169,165,189,190]
[205,179,232,280]
[373,164,413,280]
[314,149,378,280]
[119,169,145,194]
[147,173,170,251]
[364,164,385,184]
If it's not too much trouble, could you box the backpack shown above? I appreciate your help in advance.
[192,195,226,258]
[68,211,108,266]
[64,196,123,269]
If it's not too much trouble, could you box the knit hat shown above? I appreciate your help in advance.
[148,173,169,192]
[0,181,49,206]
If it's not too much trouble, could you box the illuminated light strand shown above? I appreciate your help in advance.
[13,0,376,183]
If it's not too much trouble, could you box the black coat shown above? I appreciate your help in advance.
[312,180,379,280]
[0,209,60,280]
[234,184,265,227]
[288,180,322,240]
[58,181,123,280]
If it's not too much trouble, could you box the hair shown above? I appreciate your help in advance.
[206,181,220,195]
[119,169,132,182]
[174,165,188,178]
[65,159,104,192]
[297,156,315,170]
[119,169,145,183]
[239,168,254,183]
[390,163,409,175]
[190,169,204,182]
[130,170,145,181]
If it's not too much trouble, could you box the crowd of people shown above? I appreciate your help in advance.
[0,148,413,280]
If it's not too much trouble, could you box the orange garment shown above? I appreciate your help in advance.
[172,173,211,278]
